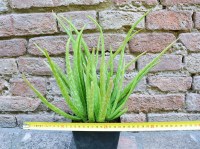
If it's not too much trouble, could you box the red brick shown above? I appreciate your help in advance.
[51,100,71,113]
[10,0,106,9]
[0,96,40,112]
[180,33,200,52]
[148,76,192,92]
[28,34,126,56]
[2,14,52,37]
[0,15,13,37]
[120,113,146,122]
[129,33,176,53]
[138,54,182,72]
[161,0,200,6]
[127,94,185,113]
[18,57,65,75]
[83,33,126,51]
[113,0,158,5]
[58,11,97,31]
[10,77,47,97]
[186,93,200,112]
[148,113,200,122]
[113,55,135,72]
[0,59,18,75]
[194,12,200,29]
[0,39,27,57]
[146,10,193,30]
[12,13,57,36]
[9,0,54,9]
[53,0,106,6]
[28,36,68,56]
[99,11,144,29]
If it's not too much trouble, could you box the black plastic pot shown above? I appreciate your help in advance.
[72,131,120,149]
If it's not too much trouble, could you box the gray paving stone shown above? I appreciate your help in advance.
[0,130,13,149]
[0,128,72,149]
[136,131,200,149]
[0,128,200,149]
[12,131,71,149]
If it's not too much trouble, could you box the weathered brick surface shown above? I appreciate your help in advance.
[9,0,54,9]
[0,115,16,128]
[179,33,200,52]
[0,59,18,75]
[127,94,185,113]
[18,57,65,75]
[12,13,57,36]
[186,93,200,112]
[146,10,193,30]
[0,79,7,91]
[185,54,200,73]
[48,78,61,95]
[111,55,136,72]
[16,113,54,127]
[138,54,182,72]
[121,113,146,122]
[58,11,97,31]
[194,12,200,29]
[148,113,200,122]
[28,34,126,56]
[10,0,106,9]
[1,0,200,130]
[99,11,144,29]
[129,33,176,53]
[161,0,200,6]
[193,76,200,91]
[51,100,71,113]
[83,33,126,51]
[0,39,27,57]
[10,77,47,97]
[113,0,158,5]
[0,13,57,36]
[123,74,147,92]
[0,0,9,12]
[28,36,68,56]
[54,0,106,6]
[0,15,13,37]
[0,96,41,112]
[148,76,192,92]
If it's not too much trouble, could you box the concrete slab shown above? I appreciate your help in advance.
[0,128,200,149]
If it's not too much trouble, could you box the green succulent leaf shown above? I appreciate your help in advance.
[23,10,178,123]
[22,74,81,121]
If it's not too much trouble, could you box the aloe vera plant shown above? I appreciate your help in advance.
[23,10,177,123]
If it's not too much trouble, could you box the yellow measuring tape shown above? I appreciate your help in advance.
[23,121,200,131]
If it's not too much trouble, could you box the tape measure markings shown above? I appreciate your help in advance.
[23,121,200,131]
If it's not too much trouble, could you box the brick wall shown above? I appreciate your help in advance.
[0,0,200,127]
